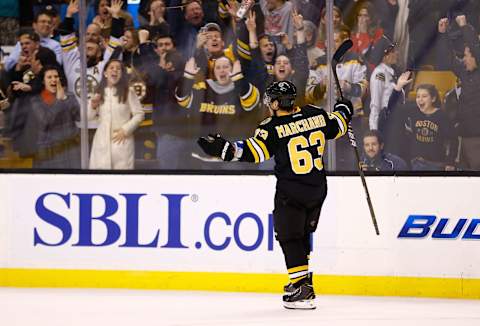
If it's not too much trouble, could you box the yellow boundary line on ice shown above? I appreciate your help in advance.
[0,269,479,299]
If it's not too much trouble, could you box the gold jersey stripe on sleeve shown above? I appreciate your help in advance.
[236,39,251,60]
[252,138,270,160]
[248,137,266,162]
[331,111,347,139]
[175,93,192,109]
[218,2,228,18]
[236,47,252,60]
[193,81,207,90]
[62,44,76,53]
[60,36,77,46]
[240,85,259,111]
[231,72,245,82]
[108,39,121,49]
[246,139,260,163]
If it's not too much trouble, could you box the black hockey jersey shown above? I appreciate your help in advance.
[239,105,348,188]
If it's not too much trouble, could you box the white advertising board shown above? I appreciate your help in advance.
[0,174,478,280]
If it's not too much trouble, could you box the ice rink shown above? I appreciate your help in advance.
[2,288,480,326]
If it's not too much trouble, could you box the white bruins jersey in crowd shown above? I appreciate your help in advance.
[305,69,325,106]
[369,62,396,130]
[313,53,368,114]
[60,33,120,102]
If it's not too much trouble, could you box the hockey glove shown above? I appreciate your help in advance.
[197,134,235,161]
[334,99,354,122]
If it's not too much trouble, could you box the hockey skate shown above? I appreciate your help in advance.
[282,274,316,310]
[284,272,313,294]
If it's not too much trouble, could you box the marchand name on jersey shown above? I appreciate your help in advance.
[275,115,326,138]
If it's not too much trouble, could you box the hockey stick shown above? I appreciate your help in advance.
[332,39,380,235]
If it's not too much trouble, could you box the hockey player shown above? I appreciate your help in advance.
[197,81,353,309]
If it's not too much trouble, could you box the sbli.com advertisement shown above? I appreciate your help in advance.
[0,174,479,280]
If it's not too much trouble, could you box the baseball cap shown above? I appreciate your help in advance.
[203,22,221,33]
[366,35,396,66]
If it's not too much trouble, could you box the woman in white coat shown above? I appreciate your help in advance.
[89,59,144,169]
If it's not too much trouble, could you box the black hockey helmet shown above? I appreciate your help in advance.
[264,81,297,109]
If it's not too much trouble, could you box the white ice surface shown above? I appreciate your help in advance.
[1,288,480,326]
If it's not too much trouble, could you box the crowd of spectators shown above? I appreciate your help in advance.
[0,0,479,171]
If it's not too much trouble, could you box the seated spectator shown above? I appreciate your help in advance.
[4,9,62,71]
[361,129,407,171]
[436,15,480,170]
[88,59,145,169]
[385,71,458,171]
[5,65,80,168]
[351,2,383,57]
[92,0,133,39]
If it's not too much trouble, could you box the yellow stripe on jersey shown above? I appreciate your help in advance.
[176,93,192,109]
[287,265,309,274]
[231,73,244,82]
[60,36,77,46]
[193,81,207,90]
[108,39,121,49]
[240,85,259,111]
[252,138,270,160]
[218,1,228,19]
[224,46,236,62]
[236,39,251,60]
[246,139,260,163]
[62,44,77,53]
[358,79,369,96]
[236,46,252,60]
[331,111,348,139]
[343,59,361,66]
